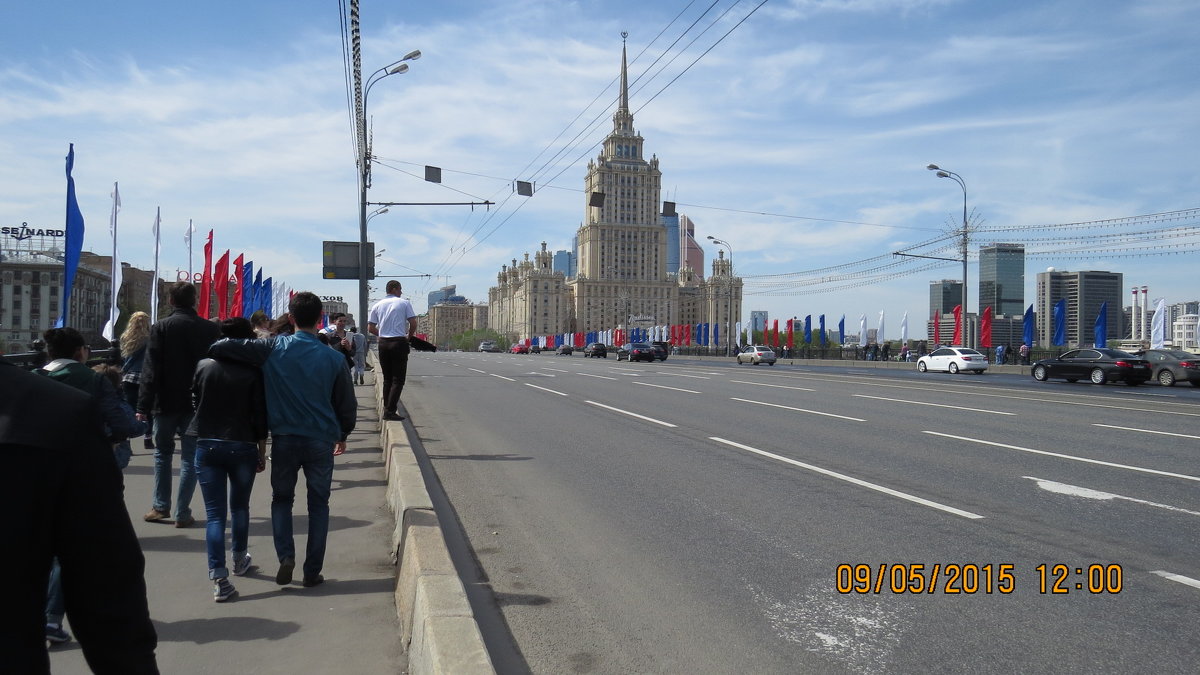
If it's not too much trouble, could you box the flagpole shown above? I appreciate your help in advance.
[103,182,121,341]
[187,219,194,280]
[151,207,161,323]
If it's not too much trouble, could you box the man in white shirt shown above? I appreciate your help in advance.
[368,280,418,421]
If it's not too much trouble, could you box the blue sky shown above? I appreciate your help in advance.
[2,0,1198,332]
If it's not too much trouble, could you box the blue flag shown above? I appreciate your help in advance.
[262,277,273,318]
[1094,301,1108,348]
[252,269,263,315]
[713,322,719,347]
[819,315,827,347]
[838,315,845,345]
[241,261,254,318]
[1052,298,1067,346]
[57,144,86,328]
[804,315,812,344]
[1023,304,1034,347]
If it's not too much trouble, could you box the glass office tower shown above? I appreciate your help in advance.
[978,243,1025,316]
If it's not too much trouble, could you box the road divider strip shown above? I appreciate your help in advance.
[489,374,516,382]
[709,437,984,520]
[634,382,700,394]
[852,394,1014,415]
[924,431,1200,482]
[1151,571,1200,590]
[729,380,815,391]
[577,372,618,380]
[731,398,865,422]
[524,383,568,396]
[1092,424,1200,440]
[656,372,711,379]
[585,400,678,427]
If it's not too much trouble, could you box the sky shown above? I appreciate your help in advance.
[3,0,1198,333]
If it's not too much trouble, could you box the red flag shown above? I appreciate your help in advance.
[786,319,794,349]
[933,310,941,345]
[685,324,691,346]
[981,305,993,348]
[951,304,963,346]
[199,230,214,319]
[232,253,244,318]
[213,250,230,320]
[772,319,779,347]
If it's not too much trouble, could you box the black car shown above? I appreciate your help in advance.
[582,342,608,358]
[616,342,656,362]
[555,344,574,356]
[650,341,669,361]
[1031,348,1152,386]
[1137,349,1200,387]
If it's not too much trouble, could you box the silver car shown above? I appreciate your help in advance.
[736,345,777,366]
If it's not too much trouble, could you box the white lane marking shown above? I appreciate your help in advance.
[730,380,815,392]
[925,431,1200,482]
[489,373,516,382]
[542,368,570,373]
[1092,424,1200,440]
[585,401,677,427]
[634,381,700,394]
[852,394,1014,415]
[468,368,487,374]
[732,398,865,422]
[577,372,618,381]
[1151,571,1200,590]
[524,383,568,396]
[710,437,983,519]
[1024,476,1200,517]
[656,372,711,379]
[527,372,555,377]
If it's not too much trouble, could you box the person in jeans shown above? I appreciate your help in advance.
[120,311,155,451]
[368,280,417,421]
[137,282,221,528]
[188,317,269,602]
[210,292,356,588]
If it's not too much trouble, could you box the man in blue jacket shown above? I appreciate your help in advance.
[210,291,356,587]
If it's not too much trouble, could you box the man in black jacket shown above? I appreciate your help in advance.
[1,359,159,673]
[137,282,221,528]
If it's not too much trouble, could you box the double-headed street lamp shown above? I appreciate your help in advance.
[706,236,734,356]
[358,49,420,331]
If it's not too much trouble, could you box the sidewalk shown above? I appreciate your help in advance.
[50,374,405,674]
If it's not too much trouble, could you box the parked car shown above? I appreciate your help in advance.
[1031,348,1151,386]
[650,341,669,361]
[616,342,657,362]
[736,345,776,366]
[583,342,608,358]
[478,340,500,353]
[1134,349,1200,387]
[917,347,988,374]
[529,344,542,354]
[555,344,574,356]
[510,343,530,354]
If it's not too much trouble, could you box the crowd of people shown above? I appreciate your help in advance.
[3,279,421,671]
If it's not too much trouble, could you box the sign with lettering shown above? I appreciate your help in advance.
[3,222,65,241]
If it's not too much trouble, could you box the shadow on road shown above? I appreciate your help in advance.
[154,616,301,643]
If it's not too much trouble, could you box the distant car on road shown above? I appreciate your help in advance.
[736,345,776,366]
[917,347,988,374]
[1031,348,1151,386]
[616,342,656,362]
[529,344,542,354]
[478,340,500,353]
[1134,349,1199,387]
[650,341,669,361]
[555,345,574,356]
[583,342,608,358]
[510,343,530,354]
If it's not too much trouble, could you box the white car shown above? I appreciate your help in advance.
[736,345,777,366]
[917,347,988,374]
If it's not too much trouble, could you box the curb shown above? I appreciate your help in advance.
[372,353,496,675]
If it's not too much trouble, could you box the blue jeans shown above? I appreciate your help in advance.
[195,439,259,579]
[270,435,335,579]
[46,558,64,624]
[152,412,198,519]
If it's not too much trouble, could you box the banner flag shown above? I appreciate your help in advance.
[57,144,86,328]
[262,277,273,319]
[838,315,844,345]
[878,310,885,344]
[1052,298,1067,346]
[933,310,941,345]
[232,254,245,318]
[1150,297,1166,349]
[952,305,963,346]
[1093,301,1108,348]
[713,322,720,348]
[772,319,779,347]
[858,315,867,347]
[735,321,743,348]
[981,305,993,348]
[819,314,827,347]
[786,319,794,349]
[1023,304,1034,347]
[900,311,908,344]
[241,261,254,318]
[150,208,161,323]
[199,230,214,319]
[102,182,122,341]
[804,315,812,344]
[214,250,230,320]
[184,220,196,279]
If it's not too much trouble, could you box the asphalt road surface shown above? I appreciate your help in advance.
[403,352,1200,674]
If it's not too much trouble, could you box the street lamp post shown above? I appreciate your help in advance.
[706,236,734,357]
[358,50,420,334]
[927,164,970,349]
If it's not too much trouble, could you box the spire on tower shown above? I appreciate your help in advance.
[619,31,629,113]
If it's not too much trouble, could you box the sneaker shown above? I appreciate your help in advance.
[276,557,295,585]
[143,508,169,522]
[45,623,71,643]
[383,411,404,421]
[302,574,324,588]
[174,514,196,528]
[143,437,155,450]
[213,578,238,603]
[232,553,253,577]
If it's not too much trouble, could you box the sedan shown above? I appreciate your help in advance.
[554,345,574,356]
[1138,349,1200,387]
[582,342,608,358]
[510,344,530,354]
[917,347,988,374]
[616,342,656,362]
[736,345,776,366]
[1031,348,1151,386]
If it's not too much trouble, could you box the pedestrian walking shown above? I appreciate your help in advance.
[120,311,155,452]
[349,326,367,385]
[995,343,1006,365]
[2,358,159,673]
[321,312,356,372]
[210,291,356,588]
[188,317,269,603]
[1019,343,1030,365]
[137,281,221,528]
[368,280,418,421]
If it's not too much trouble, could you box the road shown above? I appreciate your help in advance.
[402,352,1200,674]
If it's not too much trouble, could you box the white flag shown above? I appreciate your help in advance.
[900,311,909,344]
[184,219,195,246]
[877,310,885,343]
[102,183,122,341]
[858,314,867,347]
[735,321,743,348]
[150,208,161,323]
[1150,297,1166,349]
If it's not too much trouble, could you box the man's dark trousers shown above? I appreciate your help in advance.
[378,337,411,414]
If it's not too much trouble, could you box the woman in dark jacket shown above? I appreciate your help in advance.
[187,317,268,603]
[120,311,155,450]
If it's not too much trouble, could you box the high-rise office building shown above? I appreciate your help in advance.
[978,243,1025,316]
[678,214,705,279]
[1035,269,1123,347]
[929,280,963,317]
[551,250,576,279]
[428,285,456,309]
